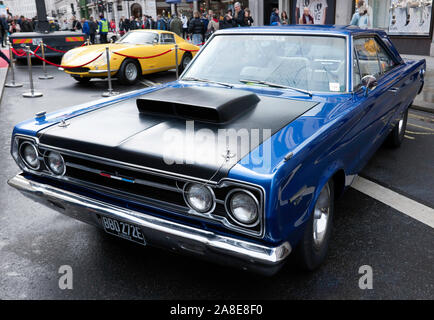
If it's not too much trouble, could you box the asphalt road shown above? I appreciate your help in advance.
[0,65,433,300]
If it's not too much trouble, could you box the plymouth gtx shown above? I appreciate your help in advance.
[60,30,199,84]
[8,26,425,275]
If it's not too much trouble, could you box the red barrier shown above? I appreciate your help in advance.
[44,44,68,53]
[114,49,172,60]
[180,48,199,52]
[12,45,40,57]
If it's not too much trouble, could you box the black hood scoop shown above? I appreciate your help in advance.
[137,86,260,123]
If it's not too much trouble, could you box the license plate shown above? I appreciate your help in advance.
[32,38,42,45]
[101,216,146,246]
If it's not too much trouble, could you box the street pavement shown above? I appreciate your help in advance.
[0,64,433,300]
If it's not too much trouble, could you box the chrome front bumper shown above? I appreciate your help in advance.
[8,174,291,275]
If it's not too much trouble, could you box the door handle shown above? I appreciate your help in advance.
[389,87,400,93]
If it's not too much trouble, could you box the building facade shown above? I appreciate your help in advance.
[2,0,57,18]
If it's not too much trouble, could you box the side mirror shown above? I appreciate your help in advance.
[361,75,377,96]
[153,38,158,45]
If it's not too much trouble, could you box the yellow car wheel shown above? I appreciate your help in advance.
[179,52,193,73]
[118,58,141,85]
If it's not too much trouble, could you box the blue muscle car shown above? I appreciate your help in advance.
[8,26,425,275]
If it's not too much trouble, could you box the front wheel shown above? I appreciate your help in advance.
[386,108,408,148]
[295,180,334,271]
[179,52,192,74]
[118,58,140,85]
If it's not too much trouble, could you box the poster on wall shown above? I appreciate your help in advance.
[292,0,336,25]
[388,0,433,35]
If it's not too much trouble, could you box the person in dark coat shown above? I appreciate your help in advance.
[233,2,245,27]
[88,16,98,44]
[220,10,235,29]
[188,11,204,45]
[170,14,183,37]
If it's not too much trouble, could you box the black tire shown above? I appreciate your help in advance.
[118,58,141,85]
[386,108,408,148]
[72,77,91,84]
[295,179,334,271]
[179,52,193,74]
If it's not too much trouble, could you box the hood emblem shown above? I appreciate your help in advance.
[58,119,70,128]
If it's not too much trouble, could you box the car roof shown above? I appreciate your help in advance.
[131,29,173,35]
[215,25,387,37]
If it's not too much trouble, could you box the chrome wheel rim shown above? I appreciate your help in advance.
[398,118,404,135]
[313,183,331,248]
[183,56,192,69]
[125,63,138,81]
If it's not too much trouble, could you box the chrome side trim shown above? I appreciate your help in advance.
[88,69,119,74]
[8,174,290,274]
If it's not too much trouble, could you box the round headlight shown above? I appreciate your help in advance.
[19,142,40,170]
[228,191,259,226]
[184,183,214,213]
[46,151,65,175]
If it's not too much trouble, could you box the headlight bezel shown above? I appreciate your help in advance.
[225,189,260,227]
[44,151,66,176]
[183,182,216,214]
[19,141,40,170]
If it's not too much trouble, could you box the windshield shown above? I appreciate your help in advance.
[118,31,158,44]
[182,34,347,93]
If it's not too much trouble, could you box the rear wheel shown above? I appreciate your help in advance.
[295,180,334,271]
[179,52,192,73]
[118,58,140,85]
[72,77,91,84]
[386,108,408,148]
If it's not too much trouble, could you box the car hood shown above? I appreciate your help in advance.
[37,86,318,182]
[61,43,151,66]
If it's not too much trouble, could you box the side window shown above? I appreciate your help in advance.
[353,48,362,90]
[160,33,175,44]
[376,41,396,74]
[354,38,381,78]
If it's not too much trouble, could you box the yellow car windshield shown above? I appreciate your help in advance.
[118,32,158,45]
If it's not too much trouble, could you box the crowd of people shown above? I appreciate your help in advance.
[115,2,254,45]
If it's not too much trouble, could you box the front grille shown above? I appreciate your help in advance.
[28,142,265,238]
[67,67,90,73]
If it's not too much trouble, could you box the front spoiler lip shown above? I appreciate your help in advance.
[8,173,291,275]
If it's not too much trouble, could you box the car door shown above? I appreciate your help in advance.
[157,33,176,69]
[352,36,405,167]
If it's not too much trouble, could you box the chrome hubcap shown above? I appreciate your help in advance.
[398,118,404,135]
[313,183,331,248]
[183,56,192,69]
[125,63,137,81]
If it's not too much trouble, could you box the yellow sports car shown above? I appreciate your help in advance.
[60,30,200,84]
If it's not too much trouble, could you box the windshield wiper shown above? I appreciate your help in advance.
[239,79,312,97]
[182,77,233,88]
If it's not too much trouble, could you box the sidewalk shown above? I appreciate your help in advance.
[402,54,434,114]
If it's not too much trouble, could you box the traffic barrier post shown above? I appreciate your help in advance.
[22,46,43,98]
[38,41,54,80]
[102,47,119,97]
[175,44,179,79]
[5,40,23,88]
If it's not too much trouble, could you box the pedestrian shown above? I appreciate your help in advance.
[221,9,235,29]
[170,14,183,37]
[82,18,90,39]
[181,13,188,39]
[270,8,281,26]
[110,19,116,32]
[244,8,254,26]
[350,0,370,29]
[157,15,167,30]
[281,10,289,25]
[188,11,204,46]
[233,2,245,27]
[9,20,20,33]
[20,16,33,32]
[72,16,82,31]
[0,14,8,47]
[299,7,314,25]
[88,16,97,44]
[99,15,108,43]
[205,13,219,40]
